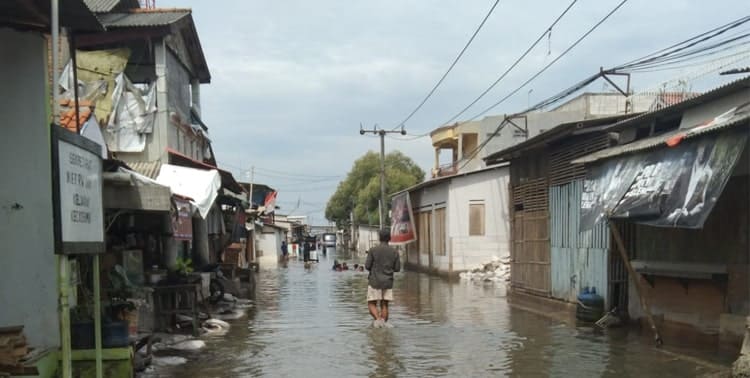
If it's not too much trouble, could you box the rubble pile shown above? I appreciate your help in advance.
[459,256,510,283]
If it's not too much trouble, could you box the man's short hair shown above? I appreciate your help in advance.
[379,229,391,242]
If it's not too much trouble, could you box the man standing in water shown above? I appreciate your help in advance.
[365,229,401,327]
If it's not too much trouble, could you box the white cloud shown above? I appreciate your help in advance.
[158,0,750,223]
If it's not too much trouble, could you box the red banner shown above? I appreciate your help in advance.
[264,191,277,213]
[390,192,416,244]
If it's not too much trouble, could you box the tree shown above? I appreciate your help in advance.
[326,151,425,229]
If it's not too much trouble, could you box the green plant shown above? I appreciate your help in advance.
[175,257,193,275]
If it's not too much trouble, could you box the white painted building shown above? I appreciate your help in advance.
[356,225,380,254]
[400,166,510,275]
[256,223,286,268]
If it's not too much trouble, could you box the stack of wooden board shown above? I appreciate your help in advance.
[0,326,27,368]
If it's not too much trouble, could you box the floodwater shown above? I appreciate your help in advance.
[152,248,729,377]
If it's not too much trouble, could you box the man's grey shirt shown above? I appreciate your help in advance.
[365,243,401,289]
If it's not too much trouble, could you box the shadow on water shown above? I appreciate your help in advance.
[153,247,729,377]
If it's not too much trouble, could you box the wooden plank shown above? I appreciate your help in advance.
[0,327,23,335]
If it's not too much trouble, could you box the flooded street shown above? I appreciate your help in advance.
[154,249,729,377]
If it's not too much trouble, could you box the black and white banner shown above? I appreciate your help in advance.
[580,129,747,230]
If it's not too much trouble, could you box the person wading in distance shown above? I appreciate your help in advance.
[365,229,401,326]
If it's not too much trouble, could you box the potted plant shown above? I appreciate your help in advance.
[171,257,200,284]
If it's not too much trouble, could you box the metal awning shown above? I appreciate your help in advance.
[103,167,171,211]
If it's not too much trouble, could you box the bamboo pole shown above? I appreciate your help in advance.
[609,221,662,345]
[58,256,72,378]
[93,255,103,378]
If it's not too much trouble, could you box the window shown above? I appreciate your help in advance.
[469,202,485,236]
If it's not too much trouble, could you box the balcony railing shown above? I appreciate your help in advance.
[432,162,458,178]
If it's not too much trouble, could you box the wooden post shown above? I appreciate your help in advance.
[93,255,103,378]
[608,221,663,345]
[58,255,72,378]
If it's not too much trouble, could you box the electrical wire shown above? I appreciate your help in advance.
[439,0,579,128]
[390,0,502,131]
[217,160,343,179]
[620,34,750,73]
[450,0,630,172]
[455,9,749,174]
[468,0,630,121]
[614,15,750,70]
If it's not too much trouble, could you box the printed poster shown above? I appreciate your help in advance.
[390,192,417,244]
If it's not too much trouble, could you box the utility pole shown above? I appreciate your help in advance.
[247,165,255,263]
[248,166,255,206]
[360,125,406,230]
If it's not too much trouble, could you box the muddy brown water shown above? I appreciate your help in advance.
[147,248,730,377]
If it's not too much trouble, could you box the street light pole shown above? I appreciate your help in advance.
[360,125,407,231]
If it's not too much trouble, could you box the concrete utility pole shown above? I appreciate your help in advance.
[359,125,406,230]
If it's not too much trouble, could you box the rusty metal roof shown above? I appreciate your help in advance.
[93,8,210,83]
[483,114,634,164]
[126,160,162,179]
[604,76,750,133]
[573,104,750,164]
[97,9,190,28]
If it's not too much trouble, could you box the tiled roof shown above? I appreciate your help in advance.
[58,98,94,133]
[97,9,191,28]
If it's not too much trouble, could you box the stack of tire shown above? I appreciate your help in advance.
[576,287,604,322]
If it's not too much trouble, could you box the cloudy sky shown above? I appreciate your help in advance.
[160,0,749,225]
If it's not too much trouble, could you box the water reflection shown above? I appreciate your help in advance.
[156,249,725,377]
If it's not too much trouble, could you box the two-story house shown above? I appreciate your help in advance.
[74,2,243,267]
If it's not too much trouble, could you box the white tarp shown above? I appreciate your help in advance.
[104,73,157,152]
[156,164,221,219]
[80,116,108,159]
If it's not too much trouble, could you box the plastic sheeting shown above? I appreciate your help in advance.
[80,116,108,159]
[104,73,157,152]
[74,48,131,123]
[156,164,221,219]
[580,129,748,230]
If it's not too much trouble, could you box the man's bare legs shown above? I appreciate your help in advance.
[368,300,379,320]
[380,301,389,321]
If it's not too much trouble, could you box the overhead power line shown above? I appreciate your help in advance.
[614,15,750,70]
[452,0,630,171]
[217,160,342,180]
[439,0,579,128]
[390,0,502,131]
[468,0,630,121]
[458,8,747,173]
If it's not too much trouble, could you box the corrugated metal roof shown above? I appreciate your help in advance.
[605,76,750,133]
[84,0,119,12]
[126,161,162,179]
[0,0,103,31]
[97,9,190,28]
[484,114,633,164]
[391,163,509,196]
[572,105,750,164]
[84,0,140,13]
